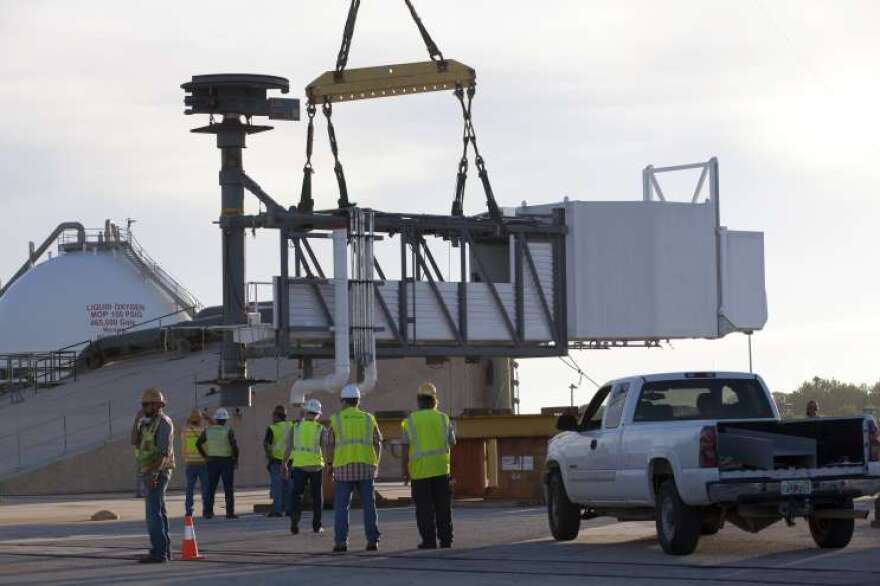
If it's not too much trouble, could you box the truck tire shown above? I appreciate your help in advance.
[656,479,702,555]
[547,472,581,541]
[809,501,855,549]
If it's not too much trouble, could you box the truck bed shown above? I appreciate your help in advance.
[717,418,865,474]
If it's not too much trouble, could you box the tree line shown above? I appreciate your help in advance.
[772,377,880,419]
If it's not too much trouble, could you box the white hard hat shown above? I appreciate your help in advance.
[304,399,323,414]
[214,407,230,421]
[340,384,361,400]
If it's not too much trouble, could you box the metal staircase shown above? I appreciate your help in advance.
[117,232,201,318]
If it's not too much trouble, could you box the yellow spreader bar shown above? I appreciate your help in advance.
[306,60,476,104]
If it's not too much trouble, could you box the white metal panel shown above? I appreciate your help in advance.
[285,278,554,344]
[373,282,399,341]
[525,200,720,340]
[290,281,334,328]
[467,283,515,341]
[720,230,767,332]
[409,282,460,341]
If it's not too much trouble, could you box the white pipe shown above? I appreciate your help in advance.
[356,210,378,394]
[289,230,350,404]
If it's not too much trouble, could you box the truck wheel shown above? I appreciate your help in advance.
[656,479,702,555]
[547,472,581,541]
[809,501,855,549]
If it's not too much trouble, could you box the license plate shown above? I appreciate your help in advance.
[780,480,812,496]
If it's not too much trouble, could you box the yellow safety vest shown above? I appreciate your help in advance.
[182,426,205,465]
[402,409,451,480]
[292,420,325,469]
[269,421,289,461]
[205,425,232,458]
[330,407,378,468]
[137,416,175,473]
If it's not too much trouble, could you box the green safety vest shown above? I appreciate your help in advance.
[182,426,205,465]
[137,416,175,473]
[268,421,289,461]
[330,407,378,468]
[403,409,451,480]
[292,420,325,469]
[205,425,232,458]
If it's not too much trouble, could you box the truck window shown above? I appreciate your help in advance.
[633,379,774,422]
[603,382,629,429]
[579,385,612,431]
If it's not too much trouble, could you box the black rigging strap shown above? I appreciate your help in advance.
[403,0,445,64]
[334,0,361,81]
[322,100,350,209]
[452,85,503,226]
[298,0,502,226]
[297,102,316,213]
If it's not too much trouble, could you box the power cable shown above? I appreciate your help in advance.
[557,355,600,389]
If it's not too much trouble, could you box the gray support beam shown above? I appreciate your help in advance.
[217,116,249,404]
[278,226,290,354]
[552,208,568,348]
[514,234,525,342]
[458,238,468,343]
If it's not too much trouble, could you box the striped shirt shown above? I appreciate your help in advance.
[328,423,383,482]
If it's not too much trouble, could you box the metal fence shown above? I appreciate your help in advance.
[0,395,200,480]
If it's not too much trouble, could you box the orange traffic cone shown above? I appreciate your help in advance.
[180,515,204,560]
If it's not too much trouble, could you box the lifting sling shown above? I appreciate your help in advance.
[297,0,504,229]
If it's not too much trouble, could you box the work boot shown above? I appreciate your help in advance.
[366,541,379,552]
[203,512,214,519]
[226,513,239,519]
[333,543,348,553]
[267,512,282,518]
[290,524,299,535]
[440,542,452,549]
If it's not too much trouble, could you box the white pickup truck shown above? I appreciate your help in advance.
[544,372,880,555]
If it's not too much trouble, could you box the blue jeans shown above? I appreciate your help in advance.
[184,464,208,517]
[268,460,288,514]
[334,478,380,545]
[145,471,171,560]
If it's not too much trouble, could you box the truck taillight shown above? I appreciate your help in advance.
[868,419,880,462]
[699,425,718,468]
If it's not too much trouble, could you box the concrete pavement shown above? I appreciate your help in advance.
[1,492,880,585]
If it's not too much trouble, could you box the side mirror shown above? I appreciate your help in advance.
[556,414,578,432]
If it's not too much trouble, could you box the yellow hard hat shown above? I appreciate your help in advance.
[140,387,166,405]
[417,382,437,398]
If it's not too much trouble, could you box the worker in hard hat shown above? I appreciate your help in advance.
[264,405,290,517]
[401,382,456,549]
[196,407,240,519]
[130,387,175,563]
[283,398,329,535]
[181,409,208,518]
[328,384,382,553]
[133,413,150,498]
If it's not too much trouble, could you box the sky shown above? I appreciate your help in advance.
[0,1,878,413]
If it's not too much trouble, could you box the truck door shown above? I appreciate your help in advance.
[561,385,613,503]
[596,381,629,502]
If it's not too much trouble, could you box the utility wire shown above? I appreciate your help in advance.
[557,355,600,389]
